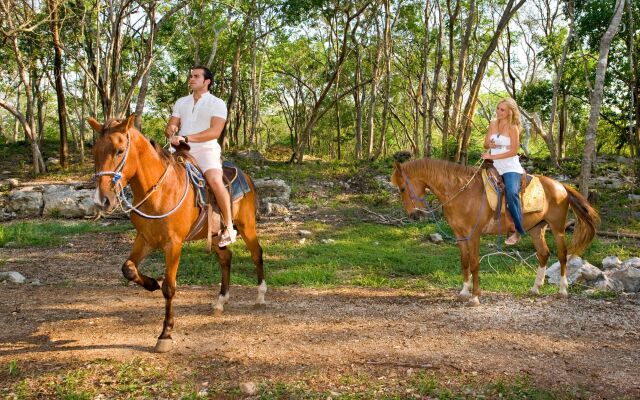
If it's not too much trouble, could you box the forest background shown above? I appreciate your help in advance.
[0,0,638,197]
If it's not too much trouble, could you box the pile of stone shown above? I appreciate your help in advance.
[546,256,640,293]
[1,182,97,220]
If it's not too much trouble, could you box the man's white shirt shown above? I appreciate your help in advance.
[171,92,227,151]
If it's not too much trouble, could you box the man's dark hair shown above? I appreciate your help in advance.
[191,65,213,91]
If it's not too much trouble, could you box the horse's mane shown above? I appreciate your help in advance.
[148,138,177,167]
[403,158,478,187]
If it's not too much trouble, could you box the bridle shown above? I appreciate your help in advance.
[396,159,486,242]
[93,128,190,219]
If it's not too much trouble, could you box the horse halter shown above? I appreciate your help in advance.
[94,129,131,186]
[93,127,190,219]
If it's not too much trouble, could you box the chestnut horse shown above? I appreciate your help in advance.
[391,158,599,306]
[89,115,265,352]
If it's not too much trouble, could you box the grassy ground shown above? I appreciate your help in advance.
[1,142,638,399]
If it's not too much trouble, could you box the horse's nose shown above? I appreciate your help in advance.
[93,188,112,210]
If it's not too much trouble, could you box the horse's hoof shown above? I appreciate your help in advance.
[557,292,569,299]
[213,308,224,317]
[154,338,173,353]
[466,297,480,307]
[253,303,267,310]
[457,294,471,302]
[529,287,540,296]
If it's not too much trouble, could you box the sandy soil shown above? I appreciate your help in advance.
[1,226,640,399]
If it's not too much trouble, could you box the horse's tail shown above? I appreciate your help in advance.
[563,184,599,256]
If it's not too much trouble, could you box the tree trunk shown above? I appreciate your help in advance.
[558,93,567,159]
[49,0,69,168]
[353,35,364,159]
[456,0,527,164]
[547,0,575,166]
[579,0,625,196]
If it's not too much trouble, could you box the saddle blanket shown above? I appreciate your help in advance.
[482,170,545,214]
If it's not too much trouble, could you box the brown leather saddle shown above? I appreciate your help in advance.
[172,142,239,252]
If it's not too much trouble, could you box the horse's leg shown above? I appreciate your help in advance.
[529,222,550,295]
[122,234,161,291]
[155,242,182,353]
[468,237,481,307]
[549,220,569,297]
[212,246,232,317]
[239,226,266,309]
[456,241,472,302]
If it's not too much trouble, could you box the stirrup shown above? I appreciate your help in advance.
[218,228,237,247]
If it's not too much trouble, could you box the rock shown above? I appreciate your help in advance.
[298,230,313,238]
[553,174,570,182]
[605,267,640,293]
[321,238,335,244]
[429,233,444,243]
[374,175,396,192]
[6,186,44,217]
[629,194,640,202]
[622,257,640,269]
[239,382,257,396]
[42,185,97,218]
[0,271,27,284]
[254,178,291,205]
[339,181,350,191]
[576,263,603,283]
[46,157,60,167]
[263,202,289,216]
[602,256,622,270]
[235,150,266,161]
[7,178,19,188]
[546,256,600,285]
[593,275,625,292]
[298,238,306,244]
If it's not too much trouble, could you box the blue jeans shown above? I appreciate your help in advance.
[502,172,526,235]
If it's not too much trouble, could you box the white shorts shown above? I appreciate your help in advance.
[188,141,222,173]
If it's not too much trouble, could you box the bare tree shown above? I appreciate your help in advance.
[579,0,626,196]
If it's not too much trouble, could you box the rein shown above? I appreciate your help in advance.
[94,129,191,219]
[401,158,484,215]
[400,158,486,242]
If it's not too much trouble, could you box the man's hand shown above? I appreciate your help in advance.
[481,152,492,160]
[170,135,186,146]
[165,124,179,138]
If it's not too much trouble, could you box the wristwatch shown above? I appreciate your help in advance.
[184,136,189,143]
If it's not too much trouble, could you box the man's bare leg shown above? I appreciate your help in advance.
[205,169,235,244]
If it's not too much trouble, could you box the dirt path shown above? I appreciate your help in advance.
[1,229,640,398]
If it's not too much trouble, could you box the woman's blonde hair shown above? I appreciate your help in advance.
[497,98,522,129]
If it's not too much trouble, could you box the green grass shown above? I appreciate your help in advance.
[2,359,586,399]
[0,220,132,248]
[131,220,626,297]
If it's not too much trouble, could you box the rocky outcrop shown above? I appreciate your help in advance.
[2,184,97,220]
[546,255,640,293]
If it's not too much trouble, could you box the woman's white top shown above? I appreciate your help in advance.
[171,92,227,152]
[489,133,524,175]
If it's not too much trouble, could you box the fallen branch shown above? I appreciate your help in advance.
[362,207,407,226]
[597,231,640,240]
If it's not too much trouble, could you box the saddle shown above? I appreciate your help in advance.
[172,143,251,252]
[481,160,545,214]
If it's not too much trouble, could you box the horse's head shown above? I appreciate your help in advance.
[88,114,138,212]
[391,160,426,221]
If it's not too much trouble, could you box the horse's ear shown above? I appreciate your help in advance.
[125,114,136,130]
[87,118,102,134]
[393,160,403,171]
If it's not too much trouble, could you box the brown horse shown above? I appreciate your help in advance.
[89,115,265,352]
[391,158,599,306]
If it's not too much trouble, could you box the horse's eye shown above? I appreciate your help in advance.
[115,149,124,156]
[399,187,405,193]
